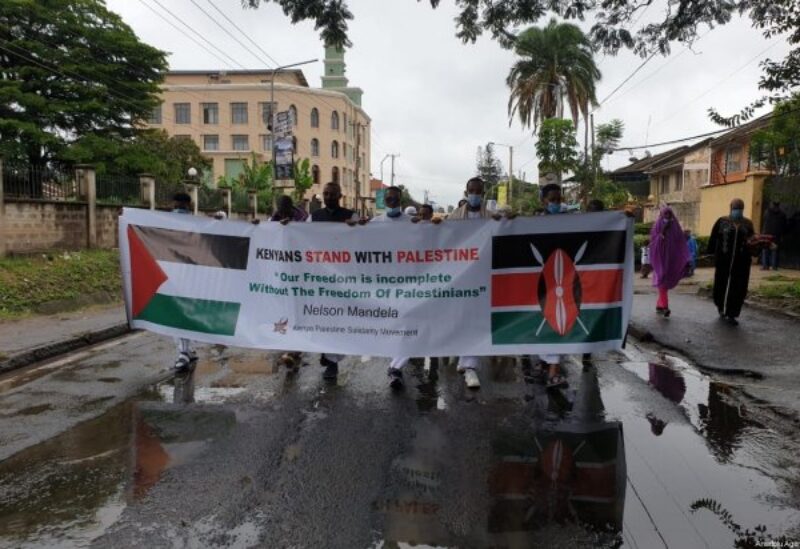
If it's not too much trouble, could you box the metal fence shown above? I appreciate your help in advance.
[96,174,143,205]
[231,188,251,213]
[199,187,225,211]
[1,164,79,200]
[154,180,184,209]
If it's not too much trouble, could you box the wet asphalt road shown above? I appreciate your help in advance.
[1,332,799,548]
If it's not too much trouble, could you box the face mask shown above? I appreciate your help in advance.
[466,194,482,208]
[546,203,562,215]
[387,207,402,217]
[730,209,743,220]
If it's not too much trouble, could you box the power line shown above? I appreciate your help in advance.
[204,0,280,66]
[593,51,657,112]
[187,0,275,69]
[612,127,728,151]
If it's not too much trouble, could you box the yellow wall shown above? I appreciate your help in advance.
[698,172,768,236]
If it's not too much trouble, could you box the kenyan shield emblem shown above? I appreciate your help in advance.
[531,242,590,337]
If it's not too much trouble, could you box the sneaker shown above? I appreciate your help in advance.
[726,316,739,326]
[322,361,338,380]
[173,352,195,372]
[462,368,481,390]
[388,368,404,390]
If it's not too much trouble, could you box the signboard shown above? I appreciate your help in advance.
[497,183,508,208]
[375,188,386,210]
[274,137,294,181]
[273,111,293,138]
[120,209,634,358]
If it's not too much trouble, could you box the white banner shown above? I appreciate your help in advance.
[120,208,633,357]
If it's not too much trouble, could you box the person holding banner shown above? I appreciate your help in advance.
[171,192,199,373]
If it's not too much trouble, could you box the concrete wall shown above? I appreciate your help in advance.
[2,200,89,253]
[698,172,768,236]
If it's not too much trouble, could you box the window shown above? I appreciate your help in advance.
[331,140,339,158]
[232,135,249,151]
[147,105,162,124]
[289,105,297,127]
[202,103,218,124]
[659,174,669,195]
[174,103,190,124]
[343,113,348,134]
[332,166,339,184]
[331,111,339,130]
[311,108,319,128]
[259,102,276,125]
[312,165,320,184]
[261,134,273,152]
[725,145,743,173]
[231,102,248,124]
[674,171,684,192]
[311,138,320,157]
[203,135,219,151]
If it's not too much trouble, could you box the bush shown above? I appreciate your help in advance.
[696,235,710,256]
[635,222,653,236]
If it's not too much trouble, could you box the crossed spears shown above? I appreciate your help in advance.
[529,241,591,338]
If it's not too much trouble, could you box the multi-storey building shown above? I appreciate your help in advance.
[144,47,371,210]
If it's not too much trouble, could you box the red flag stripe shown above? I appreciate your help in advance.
[491,269,622,308]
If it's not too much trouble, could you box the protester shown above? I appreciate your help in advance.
[685,229,698,276]
[445,177,498,389]
[369,187,414,389]
[271,195,308,223]
[535,183,570,389]
[419,204,434,221]
[761,201,787,270]
[640,239,652,279]
[707,199,755,325]
[649,207,691,317]
[171,192,198,373]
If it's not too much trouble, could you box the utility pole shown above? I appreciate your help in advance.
[590,114,596,191]
[390,154,399,186]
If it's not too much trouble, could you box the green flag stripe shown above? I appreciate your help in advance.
[492,307,622,344]
[135,293,240,336]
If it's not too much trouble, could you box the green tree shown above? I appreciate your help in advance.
[476,143,504,189]
[750,94,800,176]
[573,119,624,201]
[507,19,601,133]
[535,119,580,184]
[241,1,799,126]
[64,130,211,182]
[0,0,167,165]
[293,158,313,202]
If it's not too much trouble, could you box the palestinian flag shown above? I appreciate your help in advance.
[491,230,626,345]
[127,225,249,336]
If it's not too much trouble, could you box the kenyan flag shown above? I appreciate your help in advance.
[491,230,626,345]
[127,225,249,336]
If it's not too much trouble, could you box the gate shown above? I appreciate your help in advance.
[762,176,800,269]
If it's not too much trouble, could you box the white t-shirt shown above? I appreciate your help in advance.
[371,213,412,223]
[467,210,483,220]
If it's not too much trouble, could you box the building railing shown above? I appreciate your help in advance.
[1,164,79,201]
[96,174,143,205]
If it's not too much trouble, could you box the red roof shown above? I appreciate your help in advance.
[370,178,387,191]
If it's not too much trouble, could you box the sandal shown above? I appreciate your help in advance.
[547,374,568,390]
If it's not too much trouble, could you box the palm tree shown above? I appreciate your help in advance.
[507,19,601,132]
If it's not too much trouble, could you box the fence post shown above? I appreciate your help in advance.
[185,182,199,215]
[222,187,232,218]
[75,165,96,249]
[0,156,5,257]
[139,173,156,210]
[248,190,258,219]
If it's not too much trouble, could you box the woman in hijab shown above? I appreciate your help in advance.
[649,207,691,317]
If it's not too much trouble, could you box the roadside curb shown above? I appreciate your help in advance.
[627,320,764,379]
[697,286,800,322]
[0,323,132,375]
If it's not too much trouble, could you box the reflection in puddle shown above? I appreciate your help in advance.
[0,368,238,548]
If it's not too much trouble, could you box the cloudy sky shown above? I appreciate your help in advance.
[107,0,790,207]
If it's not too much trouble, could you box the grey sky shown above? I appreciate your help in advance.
[107,0,790,207]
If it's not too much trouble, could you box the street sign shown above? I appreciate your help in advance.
[375,188,386,210]
[273,111,293,138]
[274,137,294,182]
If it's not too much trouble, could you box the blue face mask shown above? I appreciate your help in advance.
[467,194,482,208]
[730,209,743,220]
[546,203,562,215]
[387,207,402,217]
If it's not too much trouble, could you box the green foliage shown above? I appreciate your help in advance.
[0,250,120,318]
[536,118,580,180]
[0,0,167,165]
[293,158,313,202]
[750,94,800,176]
[506,19,600,131]
[64,130,211,183]
[691,498,789,549]
[590,177,630,209]
[634,222,654,236]
[397,184,420,209]
[476,144,503,187]
[595,119,624,154]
